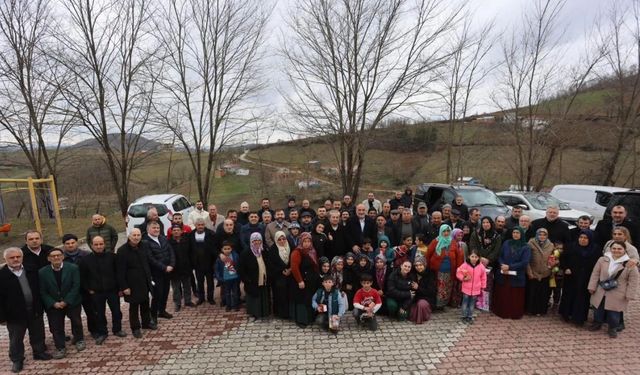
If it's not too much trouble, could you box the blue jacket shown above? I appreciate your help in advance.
[214,252,240,282]
[312,287,346,317]
[495,242,531,288]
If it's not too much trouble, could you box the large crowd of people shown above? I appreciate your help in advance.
[1,191,639,373]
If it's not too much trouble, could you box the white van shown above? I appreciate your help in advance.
[549,185,629,223]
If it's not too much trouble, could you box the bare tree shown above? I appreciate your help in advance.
[491,0,565,191]
[282,0,463,200]
[55,0,158,216]
[0,0,71,182]
[594,0,640,186]
[438,15,494,183]
[154,0,270,204]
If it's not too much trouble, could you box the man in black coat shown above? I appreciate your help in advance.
[143,221,176,322]
[135,206,164,237]
[595,205,640,247]
[0,247,51,373]
[116,228,154,338]
[215,219,242,255]
[20,230,54,273]
[325,210,349,258]
[169,225,194,311]
[189,218,217,305]
[526,206,570,245]
[79,236,126,345]
[346,204,377,254]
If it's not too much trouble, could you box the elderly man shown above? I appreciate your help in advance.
[144,221,175,322]
[526,206,570,244]
[187,200,208,229]
[136,206,163,237]
[79,236,126,345]
[86,214,119,253]
[265,209,290,248]
[116,228,154,338]
[39,248,85,359]
[346,204,377,253]
[0,248,51,373]
[237,201,250,226]
[21,230,54,273]
[188,218,217,305]
[326,210,348,258]
[205,204,225,232]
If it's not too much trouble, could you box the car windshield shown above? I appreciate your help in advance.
[523,193,571,210]
[456,189,503,207]
[128,204,169,218]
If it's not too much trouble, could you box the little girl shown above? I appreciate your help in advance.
[456,249,487,323]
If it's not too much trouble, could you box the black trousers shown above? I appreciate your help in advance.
[195,269,215,302]
[6,314,46,363]
[81,290,98,335]
[150,273,171,319]
[128,300,151,330]
[91,291,123,336]
[46,305,83,349]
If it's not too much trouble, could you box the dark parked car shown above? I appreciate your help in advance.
[414,183,510,219]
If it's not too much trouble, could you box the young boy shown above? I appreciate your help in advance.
[392,235,413,269]
[312,275,346,333]
[353,274,382,331]
[362,237,375,262]
[214,241,240,311]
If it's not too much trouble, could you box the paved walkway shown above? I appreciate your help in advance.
[1,295,637,374]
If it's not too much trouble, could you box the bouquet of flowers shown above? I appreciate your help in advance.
[547,249,561,288]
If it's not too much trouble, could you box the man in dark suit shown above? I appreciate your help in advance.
[325,210,348,258]
[143,221,175,322]
[595,205,640,247]
[346,204,377,254]
[0,247,51,373]
[39,248,84,359]
[189,218,217,305]
[20,230,54,273]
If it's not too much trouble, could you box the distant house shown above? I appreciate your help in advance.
[456,176,481,185]
[308,160,321,170]
[235,168,250,176]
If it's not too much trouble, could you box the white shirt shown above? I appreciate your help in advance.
[188,209,209,229]
[9,265,24,277]
[148,235,161,246]
[28,247,41,256]
[359,218,365,231]
[194,231,206,242]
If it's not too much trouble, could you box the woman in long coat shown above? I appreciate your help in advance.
[116,229,153,335]
[266,231,292,319]
[238,232,270,320]
[289,232,319,327]
[492,227,531,319]
[559,229,600,325]
[409,255,437,324]
[426,224,463,309]
[526,228,555,316]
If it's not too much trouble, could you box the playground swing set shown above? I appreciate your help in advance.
[0,175,63,239]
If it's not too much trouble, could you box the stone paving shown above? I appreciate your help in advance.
[1,292,638,374]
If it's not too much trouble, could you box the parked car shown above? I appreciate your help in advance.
[550,184,629,223]
[414,183,510,219]
[497,191,593,227]
[126,194,193,234]
[603,190,640,223]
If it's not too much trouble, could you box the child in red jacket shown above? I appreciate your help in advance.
[456,249,487,323]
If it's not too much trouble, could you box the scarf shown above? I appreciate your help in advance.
[577,229,596,258]
[331,256,344,288]
[435,224,452,256]
[605,252,630,277]
[535,228,551,249]
[477,216,497,248]
[250,232,263,257]
[274,231,290,264]
[508,226,527,252]
[299,232,318,266]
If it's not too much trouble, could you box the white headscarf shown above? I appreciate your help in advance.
[275,230,290,264]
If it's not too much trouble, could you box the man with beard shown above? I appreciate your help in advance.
[188,200,208,229]
[325,210,349,258]
[257,198,275,223]
[265,209,290,248]
[347,204,377,254]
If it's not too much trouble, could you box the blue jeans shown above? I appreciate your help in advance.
[222,279,241,309]
[461,294,477,319]
[594,298,620,329]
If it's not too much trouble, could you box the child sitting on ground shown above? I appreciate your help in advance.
[214,241,241,311]
[312,275,346,333]
[392,235,413,269]
[353,274,383,331]
[455,249,487,323]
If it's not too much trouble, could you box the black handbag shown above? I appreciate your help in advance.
[598,262,627,291]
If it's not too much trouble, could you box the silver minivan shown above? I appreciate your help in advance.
[549,185,629,223]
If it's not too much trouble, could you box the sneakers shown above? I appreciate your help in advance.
[132,329,142,339]
[52,349,66,359]
[75,340,86,351]
[158,311,173,319]
[114,331,127,338]
[95,335,107,345]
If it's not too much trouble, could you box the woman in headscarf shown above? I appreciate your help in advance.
[469,217,502,268]
[492,227,531,319]
[237,232,270,320]
[526,228,555,316]
[311,222,328,258]
[409,255,437,324]
[401,187,414,209]
[266,231,292,319]
[426,224,463,309]
[558,229,600,326]
[372,254,390,314]
[330,256,349,309]
[289,232,319,328]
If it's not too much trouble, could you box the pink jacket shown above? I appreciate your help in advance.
[456,262,487,296]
